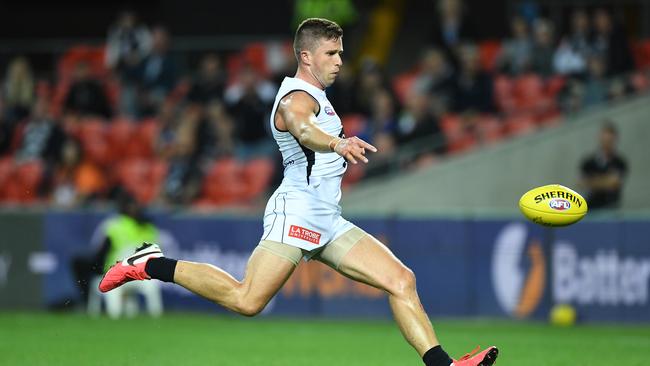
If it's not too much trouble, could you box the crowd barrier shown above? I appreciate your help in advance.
[1,211,648,323]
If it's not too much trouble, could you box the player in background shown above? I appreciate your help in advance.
[99,18,498,366]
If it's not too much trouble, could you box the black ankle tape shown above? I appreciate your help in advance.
[145,257,177,283]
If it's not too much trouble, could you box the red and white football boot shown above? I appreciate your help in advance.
[452,346,498,366]
[98,243,163,293]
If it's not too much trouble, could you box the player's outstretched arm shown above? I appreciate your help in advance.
[278,91,377,164]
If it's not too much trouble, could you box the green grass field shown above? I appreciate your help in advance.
[1,312,649,366]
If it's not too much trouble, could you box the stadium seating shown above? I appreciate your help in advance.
[3,160,44,203]
[631,71,650,92]
[3,35,650,208]
[0,157,14,200]
[116,158,168,204]
[341,114,368,137]
[241,158,275,201]
[198,158,248,206]
[77,118,110,166]
[504,113,537,136]
[632,39,650,69]
[392,69,419,104]
[107,116,136,161]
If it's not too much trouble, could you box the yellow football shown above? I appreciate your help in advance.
[519,184,588,227]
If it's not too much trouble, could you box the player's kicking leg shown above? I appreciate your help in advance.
[331,232,498,366]
[99,242,296,316]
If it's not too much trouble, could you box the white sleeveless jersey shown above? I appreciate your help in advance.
[270,77,347,187]
[261,77,355,251]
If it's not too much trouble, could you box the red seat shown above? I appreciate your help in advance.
[505,114,537,136]
[200,159,247,206]
[440,114,463,139]
[242,158,275,200]
[632,39,650,69]
[341,114,367,137]
[117,158,167,204]
[392,69,419,104]
[493,75,513,98]
[342,162,365,189]
[125,118,159,159]
[441,114,478,154]
[78,118,109,165]
[545,76,566,97]
[5,161,44,203]
[0,158,15,200]
[514,74,544,111]
[493,75,516,114]
[242,42,269,77]
[630,72,650,92]
[476,115,504,144]
[107,117,136,161]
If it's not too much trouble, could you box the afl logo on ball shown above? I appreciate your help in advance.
[549,198,571,211]
[324,106,336,116]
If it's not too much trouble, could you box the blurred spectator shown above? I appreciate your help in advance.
[413,48,454,112]
[158,103,211,204]
[0,103,14,156]
[125,26,178,118]
[560,78,584,113]
[327,65,356,115]
[225,63,276,105]
[496,16,532,76]
[395,88,443,152]
[428,0,477,69]
[581,56,609,107]
[3,56,35,124]
[607,77,630,102]
[450,44,494,113]
[352,59,392,116]
[225,65,276,159]
[267,41,298,87]
[530,19,556,77]
[580,122,627,209]
[15,96,66,164]
[365,89,398,156]
[187,53,227,105]
[205,99,235,158]
[63,62,112,119]
[553,9,591,77]
[591,8,634,77]
[359,89,399,179]
[50,137,107,207]
[105,10,152,73]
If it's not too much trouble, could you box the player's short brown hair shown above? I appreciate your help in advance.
[293,18,343,60]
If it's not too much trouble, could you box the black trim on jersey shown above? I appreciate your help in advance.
[262,194,281,241]
[272,89,321,132]
[338,128,346,168]
[280,194,288,243]
[293,136,316,185]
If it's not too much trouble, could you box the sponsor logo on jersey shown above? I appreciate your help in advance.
[288,225,321,244]
[324,106,336,116]
[549,198,571,211]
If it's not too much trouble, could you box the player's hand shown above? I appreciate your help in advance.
[332,136,377,164]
